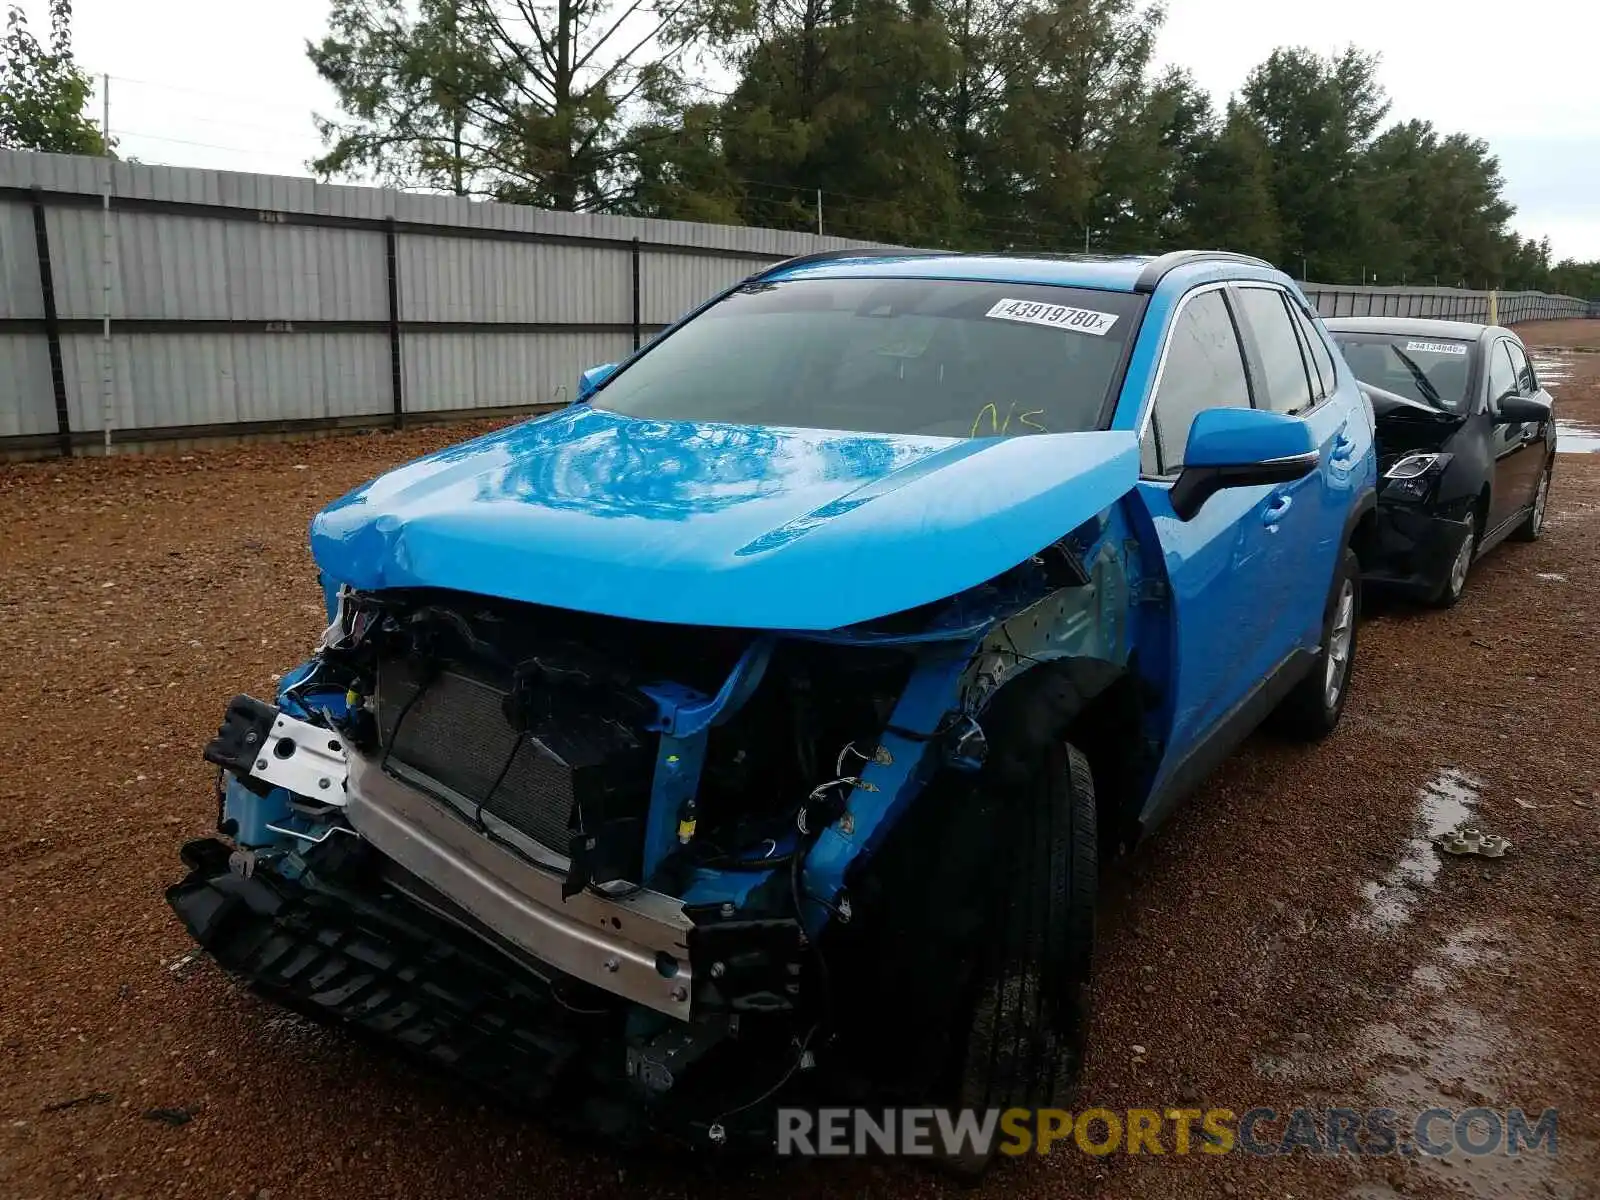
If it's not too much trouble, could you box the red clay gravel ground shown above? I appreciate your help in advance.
[3,321,1600,1200]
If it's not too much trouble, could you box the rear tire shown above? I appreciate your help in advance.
[1269,546,1360,741]
[1510,459,1552,542]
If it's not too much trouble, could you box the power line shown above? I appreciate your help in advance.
[109,129,304,158]
[98,72,327,120]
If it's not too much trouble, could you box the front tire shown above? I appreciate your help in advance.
[1429,522,1476,609]
[1270,546,1360,740]
[831,691,1099,1177]
[1510,459,1552,542]
[943,738,1097,1174]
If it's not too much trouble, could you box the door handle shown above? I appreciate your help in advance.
[1262,494,1293,526]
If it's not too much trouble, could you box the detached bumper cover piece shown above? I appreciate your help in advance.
[165,836,810,1144]
[1361,503,1473,594]
[164,838,589,1107]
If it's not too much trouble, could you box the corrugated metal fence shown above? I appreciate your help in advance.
[0,150,883,457]
[1298,283,1591,325]
[1,149,1593,459]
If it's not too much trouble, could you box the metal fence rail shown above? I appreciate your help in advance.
[1299,284,1591,324]
[0,151,885,458]
[0,149,1594,460]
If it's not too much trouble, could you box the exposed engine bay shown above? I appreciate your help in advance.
[166,527,1146,1144]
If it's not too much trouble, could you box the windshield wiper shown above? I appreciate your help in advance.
[1388,347,1443,408]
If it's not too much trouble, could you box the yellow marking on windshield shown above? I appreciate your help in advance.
[972,401,1048,437]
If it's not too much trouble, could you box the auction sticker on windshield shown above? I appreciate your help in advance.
[986,299,1120,336]
[1404,340,1469,355]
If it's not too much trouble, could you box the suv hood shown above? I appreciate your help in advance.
[311,406,1138,631]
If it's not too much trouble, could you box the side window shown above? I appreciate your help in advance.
[1287,307,1323,398]
[1504,340,1538,394]
[1487,341,1518,405]
[1146,289,1252,475]
[1291,303,1339,399]
[1235,286,1314,415]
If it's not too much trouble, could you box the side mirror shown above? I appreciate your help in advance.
[1170,407,1319,522]
[1493,392,1550,424]
[577,362,619,402]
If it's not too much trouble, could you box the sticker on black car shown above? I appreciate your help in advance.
[985,299,1120,335]
[1404,340,1469,355]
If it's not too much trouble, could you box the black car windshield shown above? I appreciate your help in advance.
[1331,333,1475,413]
[591,277,1143,438]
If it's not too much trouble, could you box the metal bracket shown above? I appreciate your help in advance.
[249,712,350,804]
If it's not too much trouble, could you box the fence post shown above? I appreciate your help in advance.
[29,189,73,458]
[631,237,642,351]
[385,217,404,429]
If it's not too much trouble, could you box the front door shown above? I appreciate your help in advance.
[1133,285,1305,809]
[1486,338,1536,534]
[1500,339,1552,516]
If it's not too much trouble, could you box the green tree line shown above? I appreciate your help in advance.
[304,0,1600,295]
[3,0,1596,296]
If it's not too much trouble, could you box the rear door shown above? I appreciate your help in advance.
[1230,284,1354,643]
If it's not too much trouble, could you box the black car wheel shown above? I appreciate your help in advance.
[1511,459,1552,542]
[1430,523,1476,608]
[1270,546,1360,741]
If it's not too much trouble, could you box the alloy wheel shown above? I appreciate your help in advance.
[1324,579,1356,709]
[1447,532,1473,598]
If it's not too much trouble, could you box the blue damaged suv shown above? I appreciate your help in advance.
[169,249,1378,1161]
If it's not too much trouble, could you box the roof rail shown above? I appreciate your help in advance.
[1133,250,1274,293]
[746,246,945,282]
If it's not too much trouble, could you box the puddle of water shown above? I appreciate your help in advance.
[1411,924,1501,991]
[1355,767,1479,933]
[1531,354,1571,388]
[1364,1002,1580,1199]
[1556,420,1600,454]
[1351,928,1585,1199]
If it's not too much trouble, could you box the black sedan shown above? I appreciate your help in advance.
[1325,317,1556,607]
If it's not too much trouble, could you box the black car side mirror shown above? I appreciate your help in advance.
[1494,392,1551,424]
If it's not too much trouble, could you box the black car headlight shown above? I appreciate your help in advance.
[1381,452,1452,502]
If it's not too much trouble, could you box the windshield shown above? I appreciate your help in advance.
[1331,333,1475,413]
[591,277,1143,438]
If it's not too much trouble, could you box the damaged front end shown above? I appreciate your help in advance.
[1360,384,1476,595]
[167,524,1138,1145]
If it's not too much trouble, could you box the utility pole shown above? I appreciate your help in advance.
[816,189,822,237]
[100,73,113,454]
[1084,225,1090,254]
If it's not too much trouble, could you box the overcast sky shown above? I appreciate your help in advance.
[27,0,1600,259]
